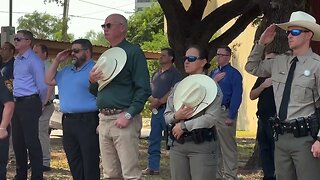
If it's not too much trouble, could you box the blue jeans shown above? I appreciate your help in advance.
[147,107,166,171]
[257,119,275,180]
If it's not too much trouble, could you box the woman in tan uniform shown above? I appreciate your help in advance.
[164,45,223,180]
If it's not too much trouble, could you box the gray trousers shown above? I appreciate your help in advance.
[39,104,54,166]
[275,133,320,180]
[170,139,217,180]
[216,109,238,180]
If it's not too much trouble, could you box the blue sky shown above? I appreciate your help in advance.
[0,0,135,38]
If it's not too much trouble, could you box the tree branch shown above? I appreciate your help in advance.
[196,0,258,44]
[207,4,261,59]
[187,0,208,22]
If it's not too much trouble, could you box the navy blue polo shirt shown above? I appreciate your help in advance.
[0,75,13,121]
[151,66,182,99]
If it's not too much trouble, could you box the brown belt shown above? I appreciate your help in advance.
[100,108,123,116]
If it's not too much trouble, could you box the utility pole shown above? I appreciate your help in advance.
[61,0,69,41]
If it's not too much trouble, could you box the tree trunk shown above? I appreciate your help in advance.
[310,0,320,54]
[244,140,260,170]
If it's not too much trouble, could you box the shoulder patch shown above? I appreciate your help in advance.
[4,79,13,92]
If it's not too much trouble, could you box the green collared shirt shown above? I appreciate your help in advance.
[90,39,151,117]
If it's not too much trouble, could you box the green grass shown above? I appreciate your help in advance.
[7,136,260,180]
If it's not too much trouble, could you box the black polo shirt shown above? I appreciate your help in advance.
[252,77,276,120]
[0,75,13,121]
[151,66,182,99]
[0,58,14,80]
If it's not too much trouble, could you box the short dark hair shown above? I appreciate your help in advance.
[217,45,232,55]
[33,43,48,58]
[4,41,15,54]
[161,48,175,63]
[17,30,34,45]
[186,44,210,70]
[72,39,93,57]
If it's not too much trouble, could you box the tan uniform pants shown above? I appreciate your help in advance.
[39,104,54,166]
[216,109,238,180]
[99,113,142,180]
[275,133,320,180]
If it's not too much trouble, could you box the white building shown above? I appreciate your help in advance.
[135,0,153,12]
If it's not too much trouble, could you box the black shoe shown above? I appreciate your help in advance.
[43,166,51,172]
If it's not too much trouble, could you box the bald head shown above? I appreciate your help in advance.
[107,14,128,31]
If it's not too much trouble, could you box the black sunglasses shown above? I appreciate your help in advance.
[286,29,309,36]
[184,56,201,62]
[14,37,29,42]
[71,48,87,53]
[101,23,122,29]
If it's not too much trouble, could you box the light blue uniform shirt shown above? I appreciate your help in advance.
[55,59,98,113]
[13,48,47,104]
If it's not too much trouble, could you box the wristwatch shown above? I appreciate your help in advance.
[124,112,132,120]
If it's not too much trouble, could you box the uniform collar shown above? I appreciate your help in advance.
[296,48,313,64]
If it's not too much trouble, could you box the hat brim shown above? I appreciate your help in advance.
[276,21,320,41]
[95,47,127,91]
[173,74,218,117]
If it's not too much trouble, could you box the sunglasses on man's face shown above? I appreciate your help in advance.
[101,23,122,30]
[184,56,201,62]
[286,29,310,36]
[71,48,87,53]
[14,37,29,42]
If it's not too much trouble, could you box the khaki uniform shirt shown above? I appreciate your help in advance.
[245,44,320,137]
[164,82,223,131]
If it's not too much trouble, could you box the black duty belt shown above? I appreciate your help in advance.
[14,94,39,102]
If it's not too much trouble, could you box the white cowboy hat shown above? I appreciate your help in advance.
[173,74,218,118]
[276,11,320,41]
[94,47,127,91]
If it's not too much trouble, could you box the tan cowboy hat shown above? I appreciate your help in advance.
[276,11,320,41]
[173,74,218,118]
[94,47,127,91]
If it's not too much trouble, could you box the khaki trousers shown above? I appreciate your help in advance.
[216,109,238,180]
[170,140,218,180]
[275,133,320,180]
[39,104,54,166]
[99,113,142,180]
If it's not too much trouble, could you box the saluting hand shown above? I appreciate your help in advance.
[259,24,277,46]
[54,49,72,63]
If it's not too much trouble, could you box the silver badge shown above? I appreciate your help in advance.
[279,71,285,75]
[304,70,311,77]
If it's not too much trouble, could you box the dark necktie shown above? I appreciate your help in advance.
[279,57,298,121]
